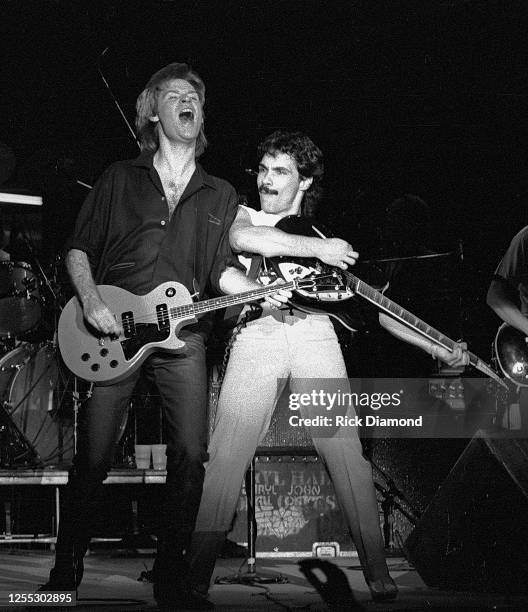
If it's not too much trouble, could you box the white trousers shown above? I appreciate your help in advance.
[195,310,388,579]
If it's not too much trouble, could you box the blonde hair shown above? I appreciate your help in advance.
[135,62,207,156]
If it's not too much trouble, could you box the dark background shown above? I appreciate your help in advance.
[2,0,527,544]
[2,0,528,355]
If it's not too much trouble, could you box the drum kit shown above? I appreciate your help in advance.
[0,205,77,469]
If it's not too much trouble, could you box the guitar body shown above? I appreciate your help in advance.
[58,275,326,384]
[58,282,197,384]
[270,216,361,331]
[494,323,528,387]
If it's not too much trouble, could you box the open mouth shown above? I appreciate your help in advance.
[179,109,195,122]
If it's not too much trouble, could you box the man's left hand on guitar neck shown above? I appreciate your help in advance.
[379,313,470,367]
[430,341,469,367]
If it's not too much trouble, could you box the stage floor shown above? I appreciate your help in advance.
[0,549,527,611]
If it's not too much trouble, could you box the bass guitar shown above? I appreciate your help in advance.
[271,216,507,390]
[58,275,335,384]
[494,323,528,387]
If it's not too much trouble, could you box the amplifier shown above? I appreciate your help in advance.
[228,456,356,555]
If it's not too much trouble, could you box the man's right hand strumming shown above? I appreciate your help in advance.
[82,295,123,337]
[66,248,124,337]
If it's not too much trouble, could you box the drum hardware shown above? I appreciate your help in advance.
[0,201,90,465]
[17,232,59,313]
[0,261,42,337]
[0,403,41,469]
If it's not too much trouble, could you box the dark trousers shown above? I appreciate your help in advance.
[54,331,208,584]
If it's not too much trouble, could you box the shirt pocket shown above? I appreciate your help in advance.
[105,261,136,284]
[207,213,221,226]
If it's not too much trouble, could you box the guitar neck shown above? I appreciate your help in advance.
[344,271,473,359]
[169,280,296,319]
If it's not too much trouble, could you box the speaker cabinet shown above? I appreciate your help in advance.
[404,431,528,594]
[228,456,355,553]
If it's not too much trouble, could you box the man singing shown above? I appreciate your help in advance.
[40,62,280,609]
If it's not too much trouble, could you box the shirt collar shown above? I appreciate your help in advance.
[132,150,217,190]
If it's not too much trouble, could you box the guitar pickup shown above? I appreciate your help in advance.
[122,311,135,338]
[156,303,170,331]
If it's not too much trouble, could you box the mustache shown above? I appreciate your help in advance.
[259,186,278,195]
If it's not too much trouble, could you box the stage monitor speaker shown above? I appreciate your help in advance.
[404,430,528,594]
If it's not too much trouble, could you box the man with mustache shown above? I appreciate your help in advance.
[187,131,468,605]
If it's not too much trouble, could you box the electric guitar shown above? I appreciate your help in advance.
[58,275,334,384]
[494,323,528,387]
[270,216,508,390]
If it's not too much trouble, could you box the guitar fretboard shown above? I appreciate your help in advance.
[344,271,474,361]
[168,281,296,319]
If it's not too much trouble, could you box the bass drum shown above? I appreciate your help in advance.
[0,344,73,465]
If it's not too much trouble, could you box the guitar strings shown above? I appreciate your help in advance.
[104,273,344,328]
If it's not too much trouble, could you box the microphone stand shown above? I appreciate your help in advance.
[97,47,141,149]
[370,458,421,550]
[214,456,288,588]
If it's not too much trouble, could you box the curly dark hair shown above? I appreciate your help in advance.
[135,62,207,157]
[258,131,324,217]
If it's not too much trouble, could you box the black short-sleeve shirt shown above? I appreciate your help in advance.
[65,151,242,299]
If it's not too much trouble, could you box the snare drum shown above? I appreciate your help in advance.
[0,261,41,336]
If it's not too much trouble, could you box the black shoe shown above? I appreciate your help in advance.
[154,583,214,610]
[367,576,398,602]
[38,564,82,593]
[219,538,247,559]
[37,581,76,592]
